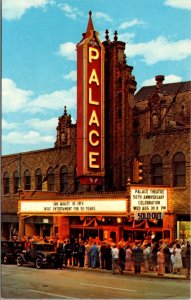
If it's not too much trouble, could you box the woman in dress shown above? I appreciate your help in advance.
[125,245,132,271]
[157,247,165,276]
[173,243,183,274]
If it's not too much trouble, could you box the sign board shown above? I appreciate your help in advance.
[18,199,127,215]
[131,187,168,212]
[77,19,105,182]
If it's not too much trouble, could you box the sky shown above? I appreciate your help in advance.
[2,0,191,155]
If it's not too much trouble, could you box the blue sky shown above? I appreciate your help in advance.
[2,0,191,155]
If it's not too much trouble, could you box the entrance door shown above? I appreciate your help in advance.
[84,229,98,240]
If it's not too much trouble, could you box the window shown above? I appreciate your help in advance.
[117,77,122,89]
[3,172,9,194]
[117,93,122,120]
[13,171,19,194]
[151,155,163,185]
[35,168,42,190]
[60,166,68,192]
[173,152,186,187]
[47,167,54,191]
[24,170,31,190]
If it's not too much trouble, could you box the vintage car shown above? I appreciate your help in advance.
[17,242,61,269]
[1,240,25,264]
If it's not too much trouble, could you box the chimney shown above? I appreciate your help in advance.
[155,75,165,87]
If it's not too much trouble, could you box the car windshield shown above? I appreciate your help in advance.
[35,244,55,251]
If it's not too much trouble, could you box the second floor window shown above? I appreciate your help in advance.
[24,170,31,190]
[13,171,19,194]
[173,152,186,187]
[60,166,68,192]
[47,168,54,191]
[151,155,163,185]
[36,169,42,190]
[3,172,9,194]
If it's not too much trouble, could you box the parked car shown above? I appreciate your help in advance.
[1,240,25,264]
[17,242,61,269]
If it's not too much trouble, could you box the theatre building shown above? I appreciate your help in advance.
[2,12,191,243]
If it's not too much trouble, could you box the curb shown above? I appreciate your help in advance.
[63,265,188,280]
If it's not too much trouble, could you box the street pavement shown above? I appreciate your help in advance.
[65,264,189,280]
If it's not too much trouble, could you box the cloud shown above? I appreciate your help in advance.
[57,42,76,61]
[3,130,54,145]
[3,0,53,20]
[119,18,145,30]
[25,117,58,131]
[164,0,191,10]
[141,74,182,87]
[25,87,77,113]
[2,119,17,130]
[2,78,33,113]
[3,78,77,114]
[63,71,77,81]
[118,32,135,43]
[94,12,113,22]
[126,36,191,65]
[58,3,82,19]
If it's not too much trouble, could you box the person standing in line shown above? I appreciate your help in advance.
[78,240,85,267]
[185,241,190,279]
[181,242,187,268]
[100,242,107,269]
[56,242,64,269]
[173,243,183,274]
[105,243,112,270]
[163,244,171,273]
[157,247,165,276]
[111,243,120,275]
[125,245,132,271]
[132,243,143,274]
[64,239,72,267]
[143,243,150,272]
[90,242,99,268]
[71,238,79,266]
[118,244,126,274]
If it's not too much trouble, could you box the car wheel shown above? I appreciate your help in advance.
[17,256,23,266]
[35,257,42,269]
[3,255,8,264]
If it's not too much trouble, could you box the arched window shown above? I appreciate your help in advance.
[60,166,68,192]
[3,172,9,194]
[13,171,19,194]
[47,167,54,191]
[35,168,42,190]
[117,77,122,89]
[173,152,186,187]
[151,155,163,185]
[24,170,31,190]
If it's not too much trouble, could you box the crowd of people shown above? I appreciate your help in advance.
[21,235,191,279]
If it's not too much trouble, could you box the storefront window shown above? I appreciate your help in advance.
[177,221,191,241]
[3,172,9,194]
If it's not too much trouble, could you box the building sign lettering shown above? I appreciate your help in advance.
[131,187,168,212]
[18,199,127,215]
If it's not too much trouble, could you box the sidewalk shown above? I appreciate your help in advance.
[65,265,189,280]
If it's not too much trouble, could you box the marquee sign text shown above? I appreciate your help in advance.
[131,187,168,212]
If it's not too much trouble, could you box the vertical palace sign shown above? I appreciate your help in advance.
[77,13,105,184]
